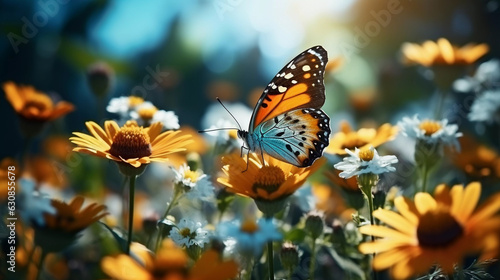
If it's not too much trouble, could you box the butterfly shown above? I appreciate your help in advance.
[236,45,331,167]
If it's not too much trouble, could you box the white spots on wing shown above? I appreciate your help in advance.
[272,84,277,89]
[284,73,294,79]
[313,73,317,77]
[312,83,315,87]
[290,64,296,69]
[278,86,287,93]
[291,80,297,84]
[315,65,319,68]
[302,65,311,72]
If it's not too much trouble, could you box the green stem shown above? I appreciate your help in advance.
[126,175,136,255]
[365,190,378,280]
[35,251,47,280]
[244,257,253,280]
[421,163,429,193]
[309,239,317,280]
[434,89,448,119]
[267,240,274,280]
[154,188,182,252]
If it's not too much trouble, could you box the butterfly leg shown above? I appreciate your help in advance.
[240,146,250,173]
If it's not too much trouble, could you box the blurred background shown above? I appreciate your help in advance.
[0,0,499,158]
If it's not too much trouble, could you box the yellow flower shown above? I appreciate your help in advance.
[34,196,107,253]
[101,239,238,280]
[452,136,500,179]
[359,182,500,280]
[217,153,323,201]
[70,120,191,168]
[3,81,74,121]
[401,38,489,66]
[326,121,398,156]
[43,196,107,233]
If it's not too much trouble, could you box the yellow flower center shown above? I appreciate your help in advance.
[22,93,53,115]
[416,207,463,247]
[252,166,286,195]
[137,106,158,120]
[240,219,259,234]
[128,96,144,107]
[419,120,442,136]
[109,126,152,159]
[359,148,374,161]
[184,169,200,183]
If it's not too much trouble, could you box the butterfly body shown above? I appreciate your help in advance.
[237,45,331,167]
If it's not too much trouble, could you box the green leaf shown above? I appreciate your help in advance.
[284,228,306,243]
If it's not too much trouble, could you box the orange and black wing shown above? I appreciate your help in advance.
[248,46,328,132]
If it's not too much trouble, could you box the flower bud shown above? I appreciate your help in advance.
[280,242,299,271]
[305,211,324,239]
[87,62,114,97]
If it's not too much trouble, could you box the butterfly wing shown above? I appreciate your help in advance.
[248,46,328,133]
[253,108,330,167]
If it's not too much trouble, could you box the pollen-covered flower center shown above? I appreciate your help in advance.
[341,133,367,150]
[128,96,144,107]
[419,120,442,136]
[240,219,259,234]
[252,166,286,195]
[23,93,53,114]
[109,127,152,159]
[416,207,463,247]
[359,148,374,161]
[183,170,200,183]
[138,106,158,120]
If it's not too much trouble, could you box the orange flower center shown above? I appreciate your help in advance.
[109,126,152,159]
[341,132,368,150]
[252,166,286,195]
[419,120,442,136]
[22,93,53,115]
[128,96,144,107]
[416,207,463,247]
[137,106,158,120]
[359,148,374,161]
[240,218,259,234]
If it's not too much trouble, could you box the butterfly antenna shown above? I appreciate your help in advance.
[216,97,243,130]
[198,127,239,133]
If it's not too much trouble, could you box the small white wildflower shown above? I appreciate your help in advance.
[169,218,210,248]
[152,110,180,130]
[173,164,214,202]
[130,101,180,130]
[398,115,462,150]
[334,147,398,179]
[468,90,500,123]
[107,96,144,117]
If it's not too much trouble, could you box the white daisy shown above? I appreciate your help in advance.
[334,146,398,179]
[468,90,500,123]
[217,218,282,257]
[106,96,144,117]
[173,164,215,202]
[398,115,462,150]
[152,110,180,130]
[169,218,210,248]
